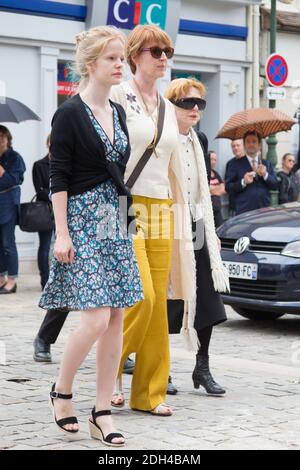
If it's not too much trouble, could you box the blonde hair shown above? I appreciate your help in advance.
[126,24,173,74]
[164,77,207,102]
[74,26,126,91]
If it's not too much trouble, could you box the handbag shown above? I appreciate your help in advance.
[19,195,54,232]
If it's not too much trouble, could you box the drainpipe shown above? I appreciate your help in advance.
[252,4,260,108]
[245,5,253,108]
[266,0,278,169]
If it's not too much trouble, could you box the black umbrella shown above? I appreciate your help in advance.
[0,97,40,123]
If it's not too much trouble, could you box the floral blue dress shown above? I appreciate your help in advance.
[39,104,144,311]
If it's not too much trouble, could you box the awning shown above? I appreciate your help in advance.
[261,6,300,33]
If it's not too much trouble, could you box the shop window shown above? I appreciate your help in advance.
[57,61,79,106]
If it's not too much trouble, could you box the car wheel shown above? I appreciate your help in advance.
[233,307,285,321]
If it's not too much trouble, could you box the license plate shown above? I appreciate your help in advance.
[223,261,258,280]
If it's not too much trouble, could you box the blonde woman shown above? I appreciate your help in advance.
[110,25,196,416]
[39,26,144,446]
[165,78,229,395]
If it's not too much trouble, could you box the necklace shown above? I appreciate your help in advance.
[132,78,159,116]
[132,78,160,158]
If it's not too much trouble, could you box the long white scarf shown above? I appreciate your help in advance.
[181,128,230,352]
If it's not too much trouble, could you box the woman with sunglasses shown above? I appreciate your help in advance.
[110,25,196,416]
[165,78,229,395]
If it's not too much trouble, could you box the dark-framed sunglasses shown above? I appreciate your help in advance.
[171,97,206,111]
[141,46,174,59]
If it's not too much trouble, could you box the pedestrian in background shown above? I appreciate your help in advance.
[209,150,226,227]
[32,134,53,290]
[277,153,298,204]
[225,131,278,215]
[0,125,26,294]
[225,139,244,216]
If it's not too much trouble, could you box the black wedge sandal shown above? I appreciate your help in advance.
[49,383,79,434]
[88,407,125,447]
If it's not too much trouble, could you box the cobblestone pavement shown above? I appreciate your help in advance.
[1,275,300,450]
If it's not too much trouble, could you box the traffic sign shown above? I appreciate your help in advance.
[266,87,286,100]
[265,54,288,87]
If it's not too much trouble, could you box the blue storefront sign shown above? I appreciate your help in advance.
[107,0,167,30]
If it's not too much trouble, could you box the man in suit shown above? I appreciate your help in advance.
[225,131,278,215]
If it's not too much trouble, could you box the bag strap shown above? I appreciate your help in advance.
[0,185,19,195]
[125,97,165,190]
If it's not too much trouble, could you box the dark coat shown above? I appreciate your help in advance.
[196,130,210,182]
[277,170,298,204]
[32,155,50,202]
[225,155,278,215]
[0,148,26,224]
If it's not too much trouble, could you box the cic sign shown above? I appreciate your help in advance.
[107,0,167,30]
[86,0,181,43]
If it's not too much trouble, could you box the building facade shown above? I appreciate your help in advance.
[260,0,300,162]
[0,0,262,271]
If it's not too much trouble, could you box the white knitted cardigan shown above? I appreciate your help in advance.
[180,128,230,352]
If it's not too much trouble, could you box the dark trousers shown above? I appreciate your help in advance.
[38,230,53,288]
[197,325,213,356]
[0,207,19,278]
[37,308,69,344]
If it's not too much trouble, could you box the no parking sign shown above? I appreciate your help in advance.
[265,54,288,87]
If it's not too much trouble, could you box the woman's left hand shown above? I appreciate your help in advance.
[0,165,5,177]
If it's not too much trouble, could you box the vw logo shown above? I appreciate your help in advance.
[234,237,250,255]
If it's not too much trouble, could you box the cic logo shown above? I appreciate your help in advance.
[107,0,167,30]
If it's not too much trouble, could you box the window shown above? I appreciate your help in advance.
[57,61,79,106]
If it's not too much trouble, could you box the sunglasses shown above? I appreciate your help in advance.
[141,46,174,59]
[171,97,207,111]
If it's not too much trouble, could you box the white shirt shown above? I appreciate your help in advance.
[246,153,259,169]
[241,153,269,187]
[110,82,179,199]
[180,132,203,221]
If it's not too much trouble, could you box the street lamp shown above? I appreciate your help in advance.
[266,0,295,168]
[265,0,277,169]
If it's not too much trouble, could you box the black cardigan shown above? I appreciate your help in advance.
[49,94,131,196]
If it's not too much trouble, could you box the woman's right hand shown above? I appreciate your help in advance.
[53,234,75,264]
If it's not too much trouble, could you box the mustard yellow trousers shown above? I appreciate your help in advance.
[118,195,174,410]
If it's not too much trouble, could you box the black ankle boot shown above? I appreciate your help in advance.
[192,354,225,395]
